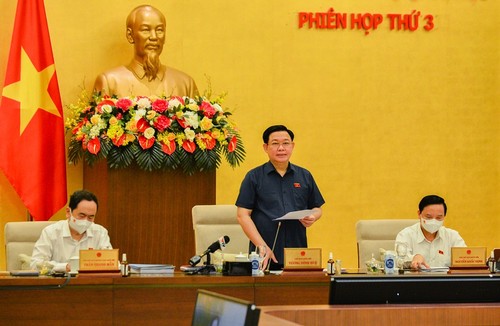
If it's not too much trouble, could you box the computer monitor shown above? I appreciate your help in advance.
[191,289,260,326]
[329,275,500,305]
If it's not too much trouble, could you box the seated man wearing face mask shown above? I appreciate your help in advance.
[396,194,466,269]
[30,190,112,272]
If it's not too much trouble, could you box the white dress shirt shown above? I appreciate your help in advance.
[396,222,466,267]
[30,220,112,270]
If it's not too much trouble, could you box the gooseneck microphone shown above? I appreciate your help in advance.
[189,235,230,266]
[264,222,281,274]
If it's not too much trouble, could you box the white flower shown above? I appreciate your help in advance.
[144,127,155,139]
[101,104,113,114]
[137,97,151,110]
[168,98,183,109]
[184,128,196,141]
[134,109,146,120]
[183,111,199,129]
[212,103,223,112]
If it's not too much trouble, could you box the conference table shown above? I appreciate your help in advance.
[0,272,328,325]
[0,271,498,325]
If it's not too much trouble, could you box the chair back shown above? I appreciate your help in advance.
[4,221,55,271]
[355,219,417,268]
[192,205,248,259]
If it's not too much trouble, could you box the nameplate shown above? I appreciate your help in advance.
[79,249,119,271]
[284,248,322,270]
[451,247,486,267]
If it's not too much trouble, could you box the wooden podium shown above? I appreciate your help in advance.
[83,160,215,268]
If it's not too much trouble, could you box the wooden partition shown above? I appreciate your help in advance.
[0,275,497,325]
[260,304,500,325]
[83,161,216,268]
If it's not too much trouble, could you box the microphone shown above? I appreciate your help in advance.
[189,235,230,266]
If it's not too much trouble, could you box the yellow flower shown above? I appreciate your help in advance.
[186,103,199,111]
[175,133,186,145]
[146,110,156,120]
[90,114,101,125]
[167,132,176,141]
[126,120,138,132]
[200,116,213,131]
[184,128,196,141]
[196,138,206,150]
[109,116,118,125]
[211,129,221,139]
[124,134,136,145]
[107,124,124,139]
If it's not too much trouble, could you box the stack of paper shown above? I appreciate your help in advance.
[129,264,175,274]
[419,267,449,273]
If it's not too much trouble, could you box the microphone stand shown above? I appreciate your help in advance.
[264,221,281,275]
[193,252,215,275]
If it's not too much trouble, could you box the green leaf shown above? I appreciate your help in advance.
[134,142,164,171]
[107,144,136,169]
[194,146,221,172]
[67,140,83,165]
[223,134,246,167]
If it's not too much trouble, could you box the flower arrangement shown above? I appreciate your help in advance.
[65,91,245,175]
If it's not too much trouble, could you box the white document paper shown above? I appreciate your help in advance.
[274,209,315,221]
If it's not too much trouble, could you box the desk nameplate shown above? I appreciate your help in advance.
[284,248,322,270]
[79,249,119,271]
[451,247,486,268]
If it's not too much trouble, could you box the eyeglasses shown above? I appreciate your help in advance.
[267,142,292,149]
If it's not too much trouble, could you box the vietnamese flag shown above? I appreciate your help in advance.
[0,0,67,221]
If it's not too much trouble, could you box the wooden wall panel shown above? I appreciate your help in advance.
[83,161,216,268]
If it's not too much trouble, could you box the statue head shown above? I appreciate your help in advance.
[126,5,166,81]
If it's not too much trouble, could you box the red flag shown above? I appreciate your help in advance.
[0,0,67,221]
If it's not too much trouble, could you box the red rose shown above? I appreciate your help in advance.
[200,101,216,118]
[154,115,171,132]
[116,98,133,112]
[152,99,168,113]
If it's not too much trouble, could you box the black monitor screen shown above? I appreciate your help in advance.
[329,275,500,305]
[192,289,260,326]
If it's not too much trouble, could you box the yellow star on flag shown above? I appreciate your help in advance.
[2,47,61,135]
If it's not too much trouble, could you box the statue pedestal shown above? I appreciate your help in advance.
[83,161,215,268]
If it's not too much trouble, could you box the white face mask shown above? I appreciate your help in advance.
[421,218,443,234]
[69,215,93,234]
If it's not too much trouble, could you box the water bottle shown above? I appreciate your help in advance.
[384,251,395,274]
[250,251,259,276]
